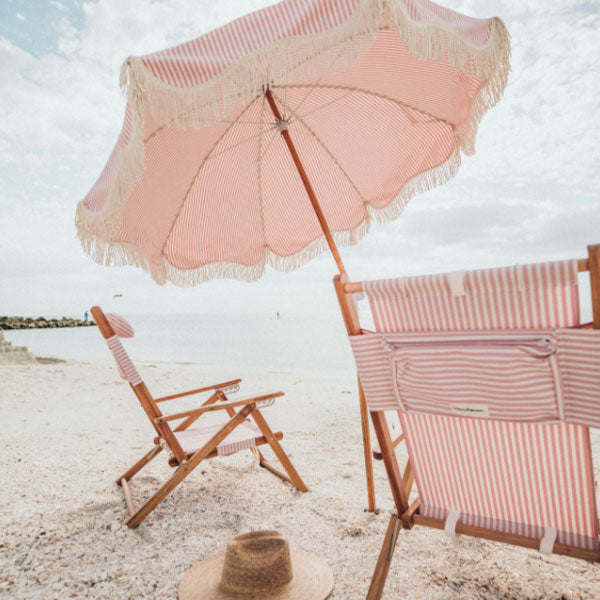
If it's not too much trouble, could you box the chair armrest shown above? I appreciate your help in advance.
[154,378,242,402]
[154,391,284,424]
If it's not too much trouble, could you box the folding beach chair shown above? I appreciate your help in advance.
[335,244,600,599]
[90,306,307,528]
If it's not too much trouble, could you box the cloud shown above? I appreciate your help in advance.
[0,0,598,317]
[15,13,25,22]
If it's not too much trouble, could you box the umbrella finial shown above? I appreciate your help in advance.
[275,119,289,133]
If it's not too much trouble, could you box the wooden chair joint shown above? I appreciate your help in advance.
[373,434,404,460]
[401,498,420,529]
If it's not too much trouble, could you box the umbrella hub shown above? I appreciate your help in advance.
[275,119,289,133]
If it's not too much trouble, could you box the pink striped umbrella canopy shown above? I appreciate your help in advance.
[76,0,510,285]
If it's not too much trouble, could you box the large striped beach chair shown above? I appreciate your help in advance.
[91,306,307,528]
[335,244,600,599]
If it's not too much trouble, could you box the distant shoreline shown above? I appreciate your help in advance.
[0,316,96,330]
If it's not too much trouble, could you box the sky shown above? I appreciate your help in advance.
[0,0,599,317]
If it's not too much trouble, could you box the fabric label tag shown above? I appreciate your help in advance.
[450,403,490,417]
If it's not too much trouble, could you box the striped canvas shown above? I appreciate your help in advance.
[105,312,135,338]
[352,260,600,427]
[558,328,600,429]
[76,0,510,286]
[401,413,599,550]
[351,258,600,552]
[106,335,142,386]
[364,260,580,332]
[162,421,262,457]
[351,328,600,427]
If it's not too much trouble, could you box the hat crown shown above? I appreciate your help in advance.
[218,530,294,595]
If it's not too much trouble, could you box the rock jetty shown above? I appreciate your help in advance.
[0,316,96,330]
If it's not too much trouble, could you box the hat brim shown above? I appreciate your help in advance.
[178,550,333,600]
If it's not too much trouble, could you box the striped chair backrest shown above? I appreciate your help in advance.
[351,259,600,428]
[364,259,579,332]
[349,258,600,554]
[92,309,142,386]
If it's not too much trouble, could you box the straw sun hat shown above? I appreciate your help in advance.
[178,530,333,599]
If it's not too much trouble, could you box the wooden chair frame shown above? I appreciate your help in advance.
[334,244,600,599]
[91,306,307,528]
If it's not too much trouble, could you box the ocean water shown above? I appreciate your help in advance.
[3,312,366,377]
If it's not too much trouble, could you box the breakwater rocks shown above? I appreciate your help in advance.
[0,316,96,330]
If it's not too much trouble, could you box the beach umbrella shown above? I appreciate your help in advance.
[75,0,510,512]
[76,0,510,286]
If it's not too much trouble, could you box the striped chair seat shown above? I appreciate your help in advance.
[162,421,263,457]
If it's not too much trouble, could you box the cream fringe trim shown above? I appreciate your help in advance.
[76,0,510,286]
[78,146,461,286]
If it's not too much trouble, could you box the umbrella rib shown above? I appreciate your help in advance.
[260,127,280,160]
[256,94,268,245]
[296,87,357,119]
[281,45,347,123]
[275,93,367,204]
[159,98,259,256]
[204,128,272,161]
[282,83,456,129]
[144,93,271,143]
[145,117,270,144]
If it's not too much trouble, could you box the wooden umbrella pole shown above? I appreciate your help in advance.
[265,88,377,512]
[265,88,347,276]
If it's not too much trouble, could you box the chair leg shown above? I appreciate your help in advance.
[126,406,254,528]
[258,456,295,485]
[367,513,401,600]
[116,444,163,484]
[252,447,294,484]
[358,378,377,513]
[250,409,308,493]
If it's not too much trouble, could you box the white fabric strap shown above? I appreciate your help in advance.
[447,271,466,296]
[444,509,461,540]
[539,527,557,555]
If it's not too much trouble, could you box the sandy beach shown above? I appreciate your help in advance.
[1,359,599,599]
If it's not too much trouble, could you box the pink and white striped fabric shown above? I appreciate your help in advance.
[105,312,135,338]
[558,328,600,428]
[76,0,510,286]
[351,259,600,427]
[351,328,600,427]
[401,414,599,550]
[352,329,561,420]
[162,421,262,457]
[106,335,142,386]
[349,258,600,552]
[364,260,580,332]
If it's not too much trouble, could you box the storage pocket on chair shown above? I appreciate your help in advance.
[388,334,563,422]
